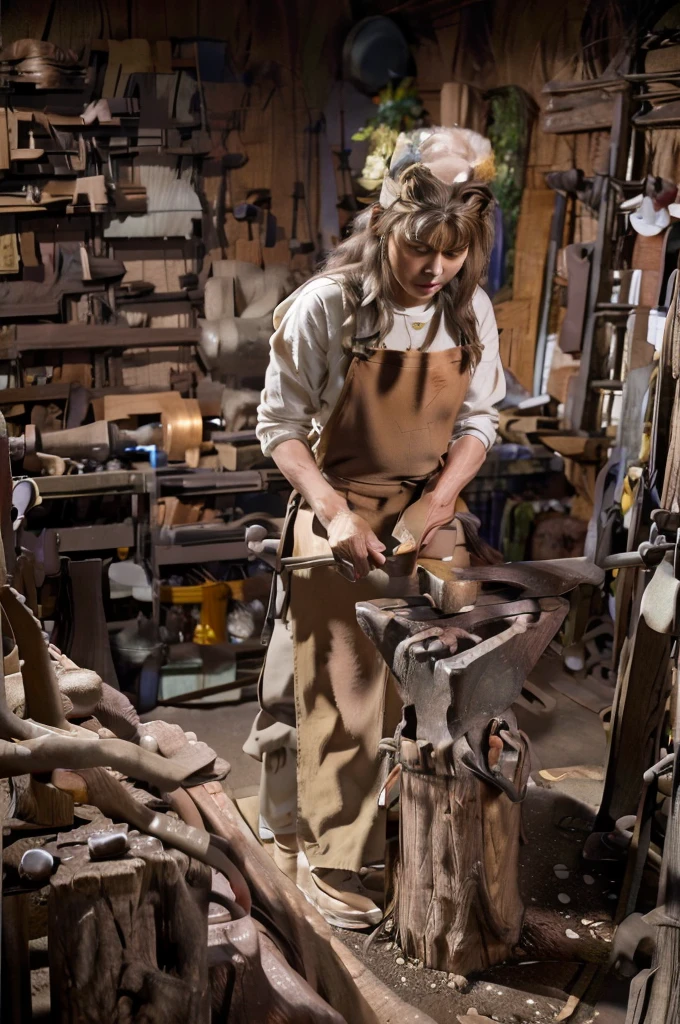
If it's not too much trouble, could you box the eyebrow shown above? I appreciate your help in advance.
[411,239,466,255]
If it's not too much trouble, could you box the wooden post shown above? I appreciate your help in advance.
[48,825,211,1023]
[594,614,671,832]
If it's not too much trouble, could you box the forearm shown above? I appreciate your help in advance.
[419,435,488,549]
[271,439,349,530]
[432,435,488,504]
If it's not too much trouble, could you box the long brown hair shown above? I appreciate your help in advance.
[322,165,495,370]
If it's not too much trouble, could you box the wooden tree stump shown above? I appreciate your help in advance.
[357,592,569,975]
[398,755,523,974]
[48,822,212,1024]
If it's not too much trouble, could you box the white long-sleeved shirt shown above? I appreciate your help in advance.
[256,276,505,457]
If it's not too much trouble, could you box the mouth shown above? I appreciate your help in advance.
[416,282,441,292]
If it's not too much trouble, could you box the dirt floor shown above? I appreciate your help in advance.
[151,647,635,1024]
[332,782,620,1023]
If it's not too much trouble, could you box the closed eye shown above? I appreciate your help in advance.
[407,241,465,259]
[407,241,432,255]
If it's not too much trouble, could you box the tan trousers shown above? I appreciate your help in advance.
[287,503,410,872]
[244,567,402,866]
[242,614,297,837]
[289,561,403,871]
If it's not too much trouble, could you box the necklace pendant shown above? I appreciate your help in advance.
[411,321,426,330]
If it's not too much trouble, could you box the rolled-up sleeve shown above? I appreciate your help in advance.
[451,289,505,450]
[256,281,344,457]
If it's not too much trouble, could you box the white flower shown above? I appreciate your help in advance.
[362,153,388,181]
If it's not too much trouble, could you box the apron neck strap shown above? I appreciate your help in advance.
[418,308,443,353]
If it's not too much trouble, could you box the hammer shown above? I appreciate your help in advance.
[246,523,354,578]
[245,524,416,581]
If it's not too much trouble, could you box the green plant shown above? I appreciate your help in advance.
[352,79,424,189]
[351,78,424,141]
[487,88,531,286]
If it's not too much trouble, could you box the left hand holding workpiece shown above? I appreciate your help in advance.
[420,492,460,552]
[419,435,488,551]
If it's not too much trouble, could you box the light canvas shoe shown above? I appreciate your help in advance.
[296,856,383,930]
[272,834,300,884]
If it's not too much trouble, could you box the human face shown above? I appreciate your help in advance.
[386,233,469,307]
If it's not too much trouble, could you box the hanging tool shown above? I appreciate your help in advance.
[233,188,277,246]
[336,101,357,213]
[289,181,314,255]
[303,117,322,250]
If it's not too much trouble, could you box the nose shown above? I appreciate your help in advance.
[425,252,443,277]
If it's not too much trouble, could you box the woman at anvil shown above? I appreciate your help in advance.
[244,127,505,928]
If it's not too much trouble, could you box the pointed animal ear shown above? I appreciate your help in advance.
[461,182,494,215]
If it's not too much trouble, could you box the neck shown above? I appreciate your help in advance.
[396,293,428,308]
[388,272,432,309]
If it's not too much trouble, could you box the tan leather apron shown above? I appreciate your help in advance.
[289,343,470,871]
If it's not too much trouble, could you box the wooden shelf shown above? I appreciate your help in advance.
[154,540,250,566]
[0,324,201,357]
[56,521,135,551]
[34,470,149,497]
[0,383,181,405]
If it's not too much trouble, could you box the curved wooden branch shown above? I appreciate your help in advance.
[1,585,70,729]
[0,595,220,791]
[210,915,346,1023]
[0,732,217,792]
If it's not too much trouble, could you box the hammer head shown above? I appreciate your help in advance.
[245,524,278,566]
[380,549,418,578]
[19,847,55,883]
[88,827,130,861]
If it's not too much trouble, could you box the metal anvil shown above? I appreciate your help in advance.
[356,557,603,793]
[357,594,568,798]
[416,555,604,613]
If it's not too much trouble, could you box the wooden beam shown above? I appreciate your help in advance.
[0,109,10,171]
[56,522,135,552]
